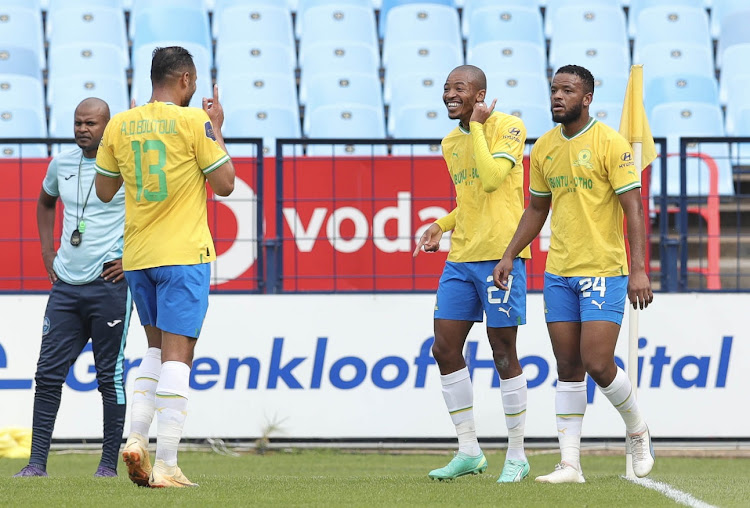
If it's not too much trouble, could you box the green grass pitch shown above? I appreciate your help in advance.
[1,449,748,507]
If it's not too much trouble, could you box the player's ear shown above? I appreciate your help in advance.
[477,89,486,102]
[583,91,593,107]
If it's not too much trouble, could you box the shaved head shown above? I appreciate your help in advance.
[449,65,487,90]
[75,97,110,120]
[74,97,110,157]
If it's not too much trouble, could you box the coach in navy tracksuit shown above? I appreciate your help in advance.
[14,98,132,478]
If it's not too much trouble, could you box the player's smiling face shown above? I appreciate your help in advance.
[550,72,592,125]
[443,70,482,125]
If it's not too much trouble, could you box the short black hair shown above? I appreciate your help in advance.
[151,46,195,86]
[555,65,595,95]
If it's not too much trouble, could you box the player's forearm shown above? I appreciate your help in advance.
[469,121,513,192]
[435,207,457,232]
[623,196,648,272]
[36,201,56,255]
[502,198,549,260]
[94,173,122,203]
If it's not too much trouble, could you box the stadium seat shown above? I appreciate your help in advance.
[0,75,45,152]
[627,0,704,37]
[46,0,125,14]
[298,3,378,64]
[634,42,715,84]
[710,0,749,38]
[0,108,48,158]
[0,6,45,70]
[305,104,387,156]
[501,105,555,140]
[222,105,302,157]
[295,0,374,37]
[465,6,545,51]
[46,7,128,67]
[723,76,750,135]
[0,47,42,80]
[462,0,543,38]
[47,43,127,89]
[131,43,212,108]
[216,42,296,82]
[220,73,299,112]
[383,41,463,105]
[130,0,207,39]
[589,102,623,131]
[549,41,629,79]
[548,5,628,68]
[378,0,454,38]
[719,43,750,105]
[544,0,623,39]
[300,71,382,112]
[644,74,719,118]
[650,102,734,196]
[592,73,629,103]
[215,4,295,61]
[299,41,379,79]
[389,106,454,156]
[484,72,550,112]
[386,72,446,110]
[632,6,711,62]
[467,41,546,77]
[132,6,211,54]
[48,76,129,136]
[382,4,461,64]
[716,10,750,69]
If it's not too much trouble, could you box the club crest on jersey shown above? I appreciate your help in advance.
[204,121,216,141]
[572,149,594,170]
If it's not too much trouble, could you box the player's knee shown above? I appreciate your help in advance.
[556,359,585,380]
[582,358,611,384]
[431,340,459,365]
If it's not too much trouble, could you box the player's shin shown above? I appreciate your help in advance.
[556,380,587,470]
[441,367,481,456]
[129,347,161,438]
[599,367,646,434]
[501,372,528,462]
[155,361,190,466]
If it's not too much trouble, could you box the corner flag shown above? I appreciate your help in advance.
[619,65,657,170]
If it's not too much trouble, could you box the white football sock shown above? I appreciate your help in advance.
[500,372,528,462]
[129,347,161,438]
[556,380,587,470]
[599,367,646,434]
[155,361,190,467]
[440,367,481,456]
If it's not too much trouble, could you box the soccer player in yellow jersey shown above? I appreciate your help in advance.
[493,65,655,483]
[414,65,532,483]
[94,46,235,488]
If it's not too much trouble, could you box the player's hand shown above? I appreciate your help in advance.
[42,249,57,283]
[627,269,653,309]
[102,259,125,283]
[470,98,497,124]
[130,97,136,109]
[203,84,225,129]
[492,256,513,290]
[413,223,443,257]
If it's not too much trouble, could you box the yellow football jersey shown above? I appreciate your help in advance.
[96,102,230,270]
[439,111,531,262]
[529,117,640,276]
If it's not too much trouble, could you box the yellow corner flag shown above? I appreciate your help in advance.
[619,65,657,170]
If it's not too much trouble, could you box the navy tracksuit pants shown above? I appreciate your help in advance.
[30,275,132,471]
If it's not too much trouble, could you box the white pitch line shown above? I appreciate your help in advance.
[623,476,718,508]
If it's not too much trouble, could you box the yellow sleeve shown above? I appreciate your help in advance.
[435,207,457,232]
[95,119,120,178]
[190,110,230,175]
[608,135,641,195]
[469,121,514,192]
[529,141,551,197]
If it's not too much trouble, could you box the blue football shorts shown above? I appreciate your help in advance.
[434,258,527,328]
[543,272,628,325]
[125,263,211,339]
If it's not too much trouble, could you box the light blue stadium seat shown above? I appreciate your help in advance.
[729,106,750,164]
[632,6,711,62]
[589,101,623,131]
[723,76,750,135]
[650,102,734,196]
[222,105,302,157]
[301,71,382,113]
[465,6,545,51]
[299,41,380,80]
[214,4,294,61]
[46,7,128,67]
[298,3,378,64]
[0,75,44,117]
[719,43,750,105]
[131,43,212,108]
[500,105,555,139]
[387,72,446,110]
[132,6,211,54]
[47,43,127,90]
[378,0,454,38]
[462,0,543,38]
[295,0,374,37]
[305,104,387,156]
[710,0,748,38]
[4,0,44,10]
[382,4,460,63]
[216,42,296,82]
[48,76,129,137]
[592,73,629,103]
[0,47,42,80]
[634,42,715,84]
[467,41,546,77]
[46,0,125,14]
[0,108,48,158]
[644,74,719,118]
[716,10,750,69]
[544,0,622,39]
[389,106,454,156]
[484,72,550,112]
[627,0,703,37]
[220,73,298,112]
[548,5,628,68]
[0,6,45,70]
[383,41,463,104]
[549,41,629,79]
[130,0,207,39]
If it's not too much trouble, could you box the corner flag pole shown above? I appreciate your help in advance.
[619,64,656,479]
